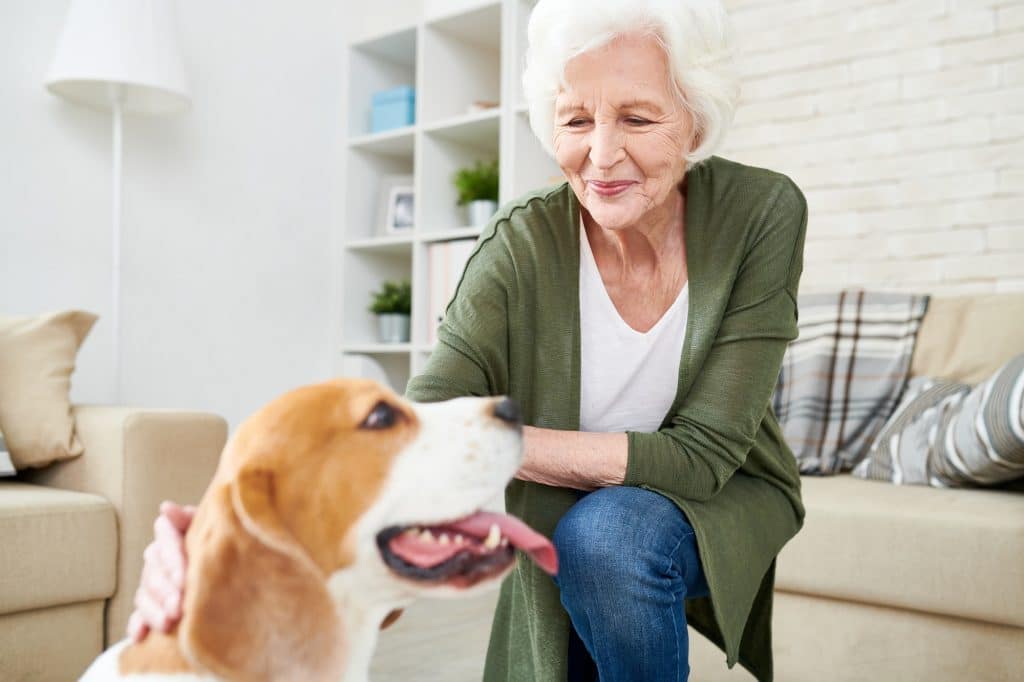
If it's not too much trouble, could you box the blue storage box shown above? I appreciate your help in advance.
[370,85,415,133]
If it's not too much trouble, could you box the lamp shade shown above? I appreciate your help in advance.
[45,0,190,115]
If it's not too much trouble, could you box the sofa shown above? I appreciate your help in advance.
[689,293,1024,681]
[0,406,225,681]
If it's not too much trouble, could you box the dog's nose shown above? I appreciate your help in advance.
[493,398,522,426]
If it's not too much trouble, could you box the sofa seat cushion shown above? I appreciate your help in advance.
[776,474,1024,629]
[0,481,116,615]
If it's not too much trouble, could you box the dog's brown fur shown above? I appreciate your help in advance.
[118,379,417,680]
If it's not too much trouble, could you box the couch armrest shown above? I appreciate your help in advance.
[18,406,227,646]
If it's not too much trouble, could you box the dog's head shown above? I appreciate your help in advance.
[177,378,556,681]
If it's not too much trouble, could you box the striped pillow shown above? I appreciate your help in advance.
[852,354,1024,487]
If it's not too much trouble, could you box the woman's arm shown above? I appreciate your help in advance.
[516,426,627,491]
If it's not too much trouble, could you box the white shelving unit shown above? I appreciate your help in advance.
[338,0,563,393]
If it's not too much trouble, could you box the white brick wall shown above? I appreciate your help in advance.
[720,0,1024,295]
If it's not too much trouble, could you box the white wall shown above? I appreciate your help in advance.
[1,0,348,428]
[720,0,1024,296]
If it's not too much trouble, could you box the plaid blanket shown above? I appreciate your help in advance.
[773,289,931,475]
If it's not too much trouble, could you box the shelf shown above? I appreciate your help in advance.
[346,234,415,253]
[421,109,500,150]
[420,3,501,124]
[419,126,499,232]
[426,1,502,51]
[351,26,417,66]
[348,27,417,138]
[348,126,416,157]
[419,226,483,243]
[337,0,552,393]
[342,343,413,354]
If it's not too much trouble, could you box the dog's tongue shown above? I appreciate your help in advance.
[388,511,558,575]
[449,511,558,575]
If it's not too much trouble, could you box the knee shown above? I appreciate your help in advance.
[552,499,604,579]
[553,487,657,585]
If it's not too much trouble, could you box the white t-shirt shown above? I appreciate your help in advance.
[579,222,689,433]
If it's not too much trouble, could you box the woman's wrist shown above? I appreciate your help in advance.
[516,425,628,490]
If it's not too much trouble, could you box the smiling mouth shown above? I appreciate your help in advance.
[588,180,634,196]
[376,510,557,589]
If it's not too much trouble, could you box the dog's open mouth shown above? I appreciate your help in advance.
[376,511,557,588]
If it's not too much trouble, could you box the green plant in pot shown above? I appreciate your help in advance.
[369,279,412,344]
[453,158,499,227]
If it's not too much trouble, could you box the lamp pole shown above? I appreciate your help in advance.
[110,83,123,401]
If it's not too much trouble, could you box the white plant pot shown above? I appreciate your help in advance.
[376,313,410,344]
[466,199,498,227]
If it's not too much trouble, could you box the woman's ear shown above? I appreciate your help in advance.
[179,473,347,681]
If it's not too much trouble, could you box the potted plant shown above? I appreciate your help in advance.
[369,279,412,343]
[453,159,499,227]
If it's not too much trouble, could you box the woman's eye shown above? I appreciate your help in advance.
[361,401,397,429]
[625,117,651,126]
[566,118,590,127]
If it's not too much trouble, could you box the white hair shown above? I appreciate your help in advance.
[522,0,739,169]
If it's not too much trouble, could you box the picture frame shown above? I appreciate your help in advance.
[385,186,415,234]
[376,174,414,236]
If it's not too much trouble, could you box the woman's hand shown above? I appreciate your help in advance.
[126,501,195,642]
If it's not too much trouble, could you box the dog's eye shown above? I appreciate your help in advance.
[361,401,397,430]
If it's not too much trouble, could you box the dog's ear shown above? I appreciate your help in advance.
[231,467,325,574]
[380,608,404,630]
[179,469,347,681]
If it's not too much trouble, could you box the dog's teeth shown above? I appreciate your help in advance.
[439,533,450,545]
[420,529,434,542]
[500,538,508,547]
[484,523,501,550]
[455,534,465,545]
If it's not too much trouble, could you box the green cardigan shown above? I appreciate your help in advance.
[405,155,808,682]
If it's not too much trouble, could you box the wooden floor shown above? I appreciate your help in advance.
[367,587,753,681]
[369,589,499,681]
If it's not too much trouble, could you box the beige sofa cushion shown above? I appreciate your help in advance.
[911,294,1024,385]
[689,591,1024,681]
[0,310,97,469]
[776,474,1024,629]
[0,600,105,682]
[0,481,116,615]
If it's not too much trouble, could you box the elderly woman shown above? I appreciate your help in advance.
[130,1,807,680]
[406,2,807,679]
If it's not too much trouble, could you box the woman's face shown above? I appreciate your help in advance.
[553,33,694,231]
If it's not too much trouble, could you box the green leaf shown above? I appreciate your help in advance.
[368,279,412,314]
[452,158,499,205]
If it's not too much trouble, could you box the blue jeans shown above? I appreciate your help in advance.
[552,486,710,682]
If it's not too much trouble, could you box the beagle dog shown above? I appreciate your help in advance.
[80,378,557,682]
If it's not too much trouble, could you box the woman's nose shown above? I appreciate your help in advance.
[588,122,626,169]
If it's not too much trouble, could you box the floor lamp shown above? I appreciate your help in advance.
[45,0,191,402]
